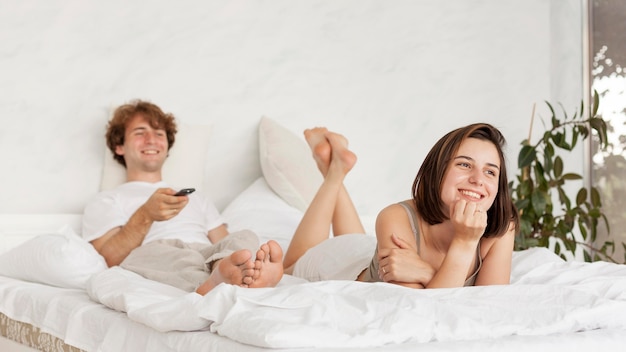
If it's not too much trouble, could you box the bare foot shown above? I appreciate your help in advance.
[325,131,357,176]
[249,240,284,288]
[304,127,331,176]
[195,249,255,295]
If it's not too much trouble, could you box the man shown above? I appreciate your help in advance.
[82,100,283,295]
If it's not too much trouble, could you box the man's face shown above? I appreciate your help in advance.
[115,114,168,173]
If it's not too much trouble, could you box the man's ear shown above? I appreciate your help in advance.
[114,145,124,156]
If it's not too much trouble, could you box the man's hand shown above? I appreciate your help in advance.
[141,188,190,221]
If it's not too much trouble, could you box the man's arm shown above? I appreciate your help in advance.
[90,206,154,267]
[90,188,189,267]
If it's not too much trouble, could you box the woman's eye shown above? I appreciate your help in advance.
[486,169,498,177]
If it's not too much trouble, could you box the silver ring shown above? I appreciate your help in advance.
[382,266,387,274]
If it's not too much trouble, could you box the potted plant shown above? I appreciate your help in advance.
[510,91,616,262]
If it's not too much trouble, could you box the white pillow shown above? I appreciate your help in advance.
[0,227,107,289]
[221,177,303,252]
[100,122,212,192]
[258,116,322,212]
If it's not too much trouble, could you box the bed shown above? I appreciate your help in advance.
[2,117,626,352]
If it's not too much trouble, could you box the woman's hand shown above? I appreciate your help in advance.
[377,234,435,286]
[449,198,487,244]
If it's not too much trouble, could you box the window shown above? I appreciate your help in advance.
[589,0,626,262]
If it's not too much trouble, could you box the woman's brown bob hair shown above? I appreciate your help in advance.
[412,123,519,238]
[106,100,178,168]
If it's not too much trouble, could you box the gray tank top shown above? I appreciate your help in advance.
[362,201,482,286]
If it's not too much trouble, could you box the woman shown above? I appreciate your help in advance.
[283,123,519,288]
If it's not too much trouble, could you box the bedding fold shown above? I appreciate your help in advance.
[86,248,626,348]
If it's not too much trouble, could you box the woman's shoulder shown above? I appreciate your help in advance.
[379,199,413,211]
[377,199,415,220]
[479,223,515,257]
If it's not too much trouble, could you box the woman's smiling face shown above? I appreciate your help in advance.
[440,137,500,214]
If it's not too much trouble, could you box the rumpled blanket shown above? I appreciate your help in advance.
[86,248,626,348]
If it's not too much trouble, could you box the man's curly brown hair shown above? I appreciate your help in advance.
[106,100,177,168]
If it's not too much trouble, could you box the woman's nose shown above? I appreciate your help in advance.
[470,172,484,186]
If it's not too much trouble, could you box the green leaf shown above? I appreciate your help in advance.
[579,213,591,228]
[518,145,536,168]
[589,208,601,218]
[545,142,555,158]
[519,179,532,197]
[590,117,609,149]
[515,198,530,211]
[538,235,550,248]
[578,124,589,138]
[553,156,563,178]
[580,98,585,119]
[570,129,579,149]
[553,132,571,150]
[563,237,577,253]
[531,189,549,215]
[591,187,601,207]
[563,212,575,230]
[546,101,556,121]
[543,152,553,175]
[519,218,533,237]
[534,163,548,189]
[576,188,587,206]
[587,221,598,242]
[561,173,583,180]
[592,90,600,117]
[601,213,610,234]
[557,187,571,209]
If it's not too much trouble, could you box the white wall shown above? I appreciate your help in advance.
[0,0,583,222]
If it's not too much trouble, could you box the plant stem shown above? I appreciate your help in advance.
[573,240,618,263]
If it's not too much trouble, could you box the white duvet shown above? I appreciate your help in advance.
[85,247,626,349]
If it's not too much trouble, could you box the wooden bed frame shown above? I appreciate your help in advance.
[0,313,83,352]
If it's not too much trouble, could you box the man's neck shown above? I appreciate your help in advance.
[125,170,163,183]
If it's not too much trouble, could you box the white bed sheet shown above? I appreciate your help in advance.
[3,256,626,352]
[0,275,272,352]
[82,247,626,350]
